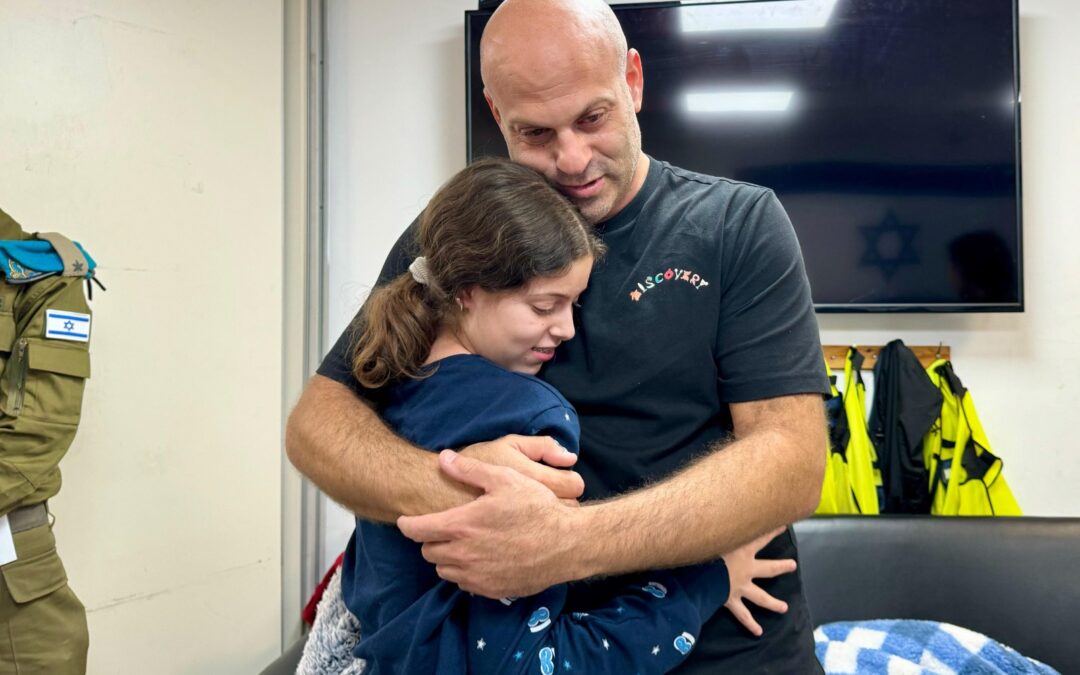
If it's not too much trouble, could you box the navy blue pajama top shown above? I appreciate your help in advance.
[341,354,731,674]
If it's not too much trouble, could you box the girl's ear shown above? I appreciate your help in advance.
[457,286,474,312]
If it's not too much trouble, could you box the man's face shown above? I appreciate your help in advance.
[484,49,645,224]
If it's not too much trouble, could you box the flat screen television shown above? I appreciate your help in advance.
[465,0,1023,312]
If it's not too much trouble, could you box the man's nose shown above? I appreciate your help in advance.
[554,130,591,178]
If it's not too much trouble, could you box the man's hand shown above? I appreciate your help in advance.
[397,450,584,599]
[459,435,584,502]
[722,527,797,637]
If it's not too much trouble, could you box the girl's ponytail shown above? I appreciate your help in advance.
[350,272,443,389]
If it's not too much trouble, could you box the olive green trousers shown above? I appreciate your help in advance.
[0,523,88,674]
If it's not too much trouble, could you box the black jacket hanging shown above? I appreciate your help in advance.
[869,339,943,513]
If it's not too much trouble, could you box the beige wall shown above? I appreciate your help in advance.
[1,1,286,672]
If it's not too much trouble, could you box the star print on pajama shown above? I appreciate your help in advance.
[339,356,732,674]
[460,561,730,674]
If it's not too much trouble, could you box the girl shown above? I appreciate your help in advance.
[342,158,791,674]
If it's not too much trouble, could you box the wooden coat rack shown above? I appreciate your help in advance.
[823,345,950,371]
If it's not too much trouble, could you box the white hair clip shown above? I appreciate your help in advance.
[408,256,430,286]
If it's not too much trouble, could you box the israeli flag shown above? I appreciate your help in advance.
[45,309,91,342]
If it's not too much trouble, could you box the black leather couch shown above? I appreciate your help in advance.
[794,516,1080,673]
[263,516,1080,674]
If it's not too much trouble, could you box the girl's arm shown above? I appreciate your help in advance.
[465,563,729,674]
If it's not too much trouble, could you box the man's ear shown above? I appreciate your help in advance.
[626,48,644,113]
[484,90,503,125]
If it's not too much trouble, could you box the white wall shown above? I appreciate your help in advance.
[0,1,286,673]
[322,0,480,569]
[326,0,1080,519]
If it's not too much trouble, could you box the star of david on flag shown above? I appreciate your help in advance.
[45,309,91,343]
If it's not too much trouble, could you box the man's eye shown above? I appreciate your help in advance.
[581,112,606,127]
[520,128,551,144]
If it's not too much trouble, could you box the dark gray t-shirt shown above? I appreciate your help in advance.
[318,157,829,672]
[542,158,828,498]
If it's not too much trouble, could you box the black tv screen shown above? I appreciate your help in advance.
[466,0,1023,312]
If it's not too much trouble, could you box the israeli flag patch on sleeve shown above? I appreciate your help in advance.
[45,309,91,342]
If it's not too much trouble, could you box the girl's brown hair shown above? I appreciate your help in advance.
[351,158,604,389]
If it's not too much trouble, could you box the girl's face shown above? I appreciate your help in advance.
[457,256,593,375]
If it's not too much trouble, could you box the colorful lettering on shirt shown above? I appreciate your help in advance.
[629,267,711,302]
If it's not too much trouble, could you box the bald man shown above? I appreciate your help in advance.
[287,0,829,671]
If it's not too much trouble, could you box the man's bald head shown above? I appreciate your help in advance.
[475,0,648,224]
[480,0,628,98]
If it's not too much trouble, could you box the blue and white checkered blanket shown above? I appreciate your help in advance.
[815,620,1059,675]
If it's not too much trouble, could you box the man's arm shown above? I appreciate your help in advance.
[285,375,585,523]
[573,393,825,577]
[398,393,824,598]
[286,375,473,522]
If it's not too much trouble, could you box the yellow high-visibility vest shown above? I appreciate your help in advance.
[924,359,1021,516]
[843,348,880,515]
[816,348,880,515]
[816,361,854,515]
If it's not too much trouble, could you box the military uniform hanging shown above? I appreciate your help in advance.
[924,360,1021,516]
[0,206,97,674]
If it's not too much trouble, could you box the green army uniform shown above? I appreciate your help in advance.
[0,207,91,674]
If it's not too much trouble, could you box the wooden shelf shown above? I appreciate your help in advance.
[823,345,950,371]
